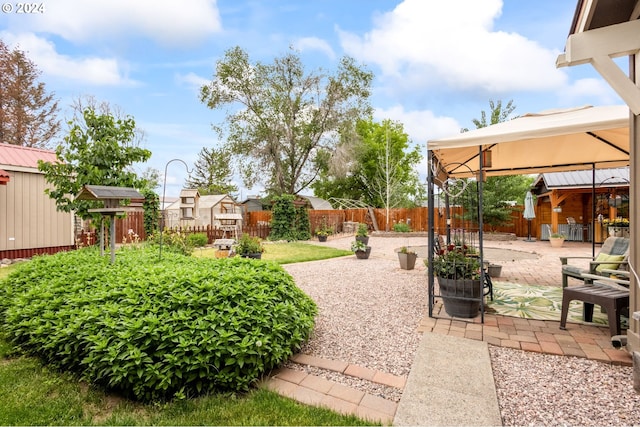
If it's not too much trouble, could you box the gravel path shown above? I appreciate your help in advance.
[283,234,640,426]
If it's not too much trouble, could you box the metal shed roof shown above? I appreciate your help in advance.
[533,167,629,189]
[0,144,58,169]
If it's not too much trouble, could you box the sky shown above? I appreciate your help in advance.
[0,0,625,200]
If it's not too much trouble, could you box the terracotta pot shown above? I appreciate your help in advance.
[549,237,565,248]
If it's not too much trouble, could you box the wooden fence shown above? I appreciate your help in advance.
[77,205,536,245]
[246,206,535,237]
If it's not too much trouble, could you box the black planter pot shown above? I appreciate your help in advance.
[240,252,262,259]
[354,247,371,259]
[437,277,481,318]
[318,235,328,242]
[355,236,369,245]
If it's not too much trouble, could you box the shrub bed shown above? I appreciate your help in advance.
[0,246,316,401]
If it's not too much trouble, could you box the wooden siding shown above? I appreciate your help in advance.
[0,170,74,252]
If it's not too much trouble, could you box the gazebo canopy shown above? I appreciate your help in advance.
[428,105,629,180]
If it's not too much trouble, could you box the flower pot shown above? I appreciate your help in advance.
[487,264,502,277]
[437,277,481,318]
[355,247,371,259]
[398,252,417,270]
[355,236,369,245]
[549,237,565,248]
[318,235,328,242]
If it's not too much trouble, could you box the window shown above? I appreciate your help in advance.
[181,207,194,219]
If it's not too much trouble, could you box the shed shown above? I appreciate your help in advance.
[0,144,74,259]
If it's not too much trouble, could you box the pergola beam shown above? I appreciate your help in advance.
[557,19,640,114]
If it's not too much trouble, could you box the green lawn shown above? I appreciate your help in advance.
[194,241,353,264]
[0,244,373,426]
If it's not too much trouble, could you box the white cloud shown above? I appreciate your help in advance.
[374,105,460,144]
[7,0,222,46]
[175,72,211,93]
[295,37,336,60]
[1,32,136,86]
[339,0,567,94]
[558,78,623,106]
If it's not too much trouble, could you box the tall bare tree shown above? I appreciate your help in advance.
[200,46,373,195]
[0,40,60,147]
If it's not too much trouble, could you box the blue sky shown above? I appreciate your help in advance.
[0,0,623,199]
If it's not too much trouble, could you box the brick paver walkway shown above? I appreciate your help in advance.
[262,236,633,424]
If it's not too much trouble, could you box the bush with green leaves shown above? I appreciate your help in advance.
[186,232,209,248]
[392,222,411,232]
[0,246,317,402]
[148,229,194,256]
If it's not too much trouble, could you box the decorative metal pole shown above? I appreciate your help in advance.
[159,158,192,260]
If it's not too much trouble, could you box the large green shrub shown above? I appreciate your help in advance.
[0,247,316,401]
[269,195,297,241]
[186,232,209,248]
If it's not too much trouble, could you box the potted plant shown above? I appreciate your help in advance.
[235,233,265,259]
[549,233,566,248]
[315,220,333,242]
[427,243,481,318]
[355,223,369,245]
[351,240,371,259]
[397,246,418,270]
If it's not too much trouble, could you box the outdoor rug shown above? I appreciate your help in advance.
[487,281,628,328]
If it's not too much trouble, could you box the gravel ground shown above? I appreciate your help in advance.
[284,235,640,426]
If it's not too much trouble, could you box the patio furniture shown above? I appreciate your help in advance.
[560,270,630,336]
[559,236,629,287]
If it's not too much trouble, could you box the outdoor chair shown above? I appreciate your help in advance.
[560,236,629,287]
[560,269,630,336]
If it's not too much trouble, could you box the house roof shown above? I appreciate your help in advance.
[179,188,199,198]
[533,167,630,190]
[165,194,234,210]
[0,143,58,169]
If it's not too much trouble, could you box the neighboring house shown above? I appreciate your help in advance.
[0,144,75,259]
[164,190,241,229]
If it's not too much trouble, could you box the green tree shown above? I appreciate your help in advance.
[38,107,151,220]
[312,118,423,211]
[200,46,373,195]
[0,40,60,147]
[457,99,533,230]
[185,146,238,195]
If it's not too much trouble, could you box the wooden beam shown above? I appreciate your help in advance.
[557,19,640,114]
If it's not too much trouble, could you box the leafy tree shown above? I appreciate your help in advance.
[200,46,373,195]
[269,194,298,241]
[461,99,516,132]
[38,108,151,220]
[456,99,533,230]
[185,146,238,195]
[0,40,60,147]
[312,118,423,212]
[139,166,161,191]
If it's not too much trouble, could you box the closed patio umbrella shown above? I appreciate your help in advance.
[523,190,536,242]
